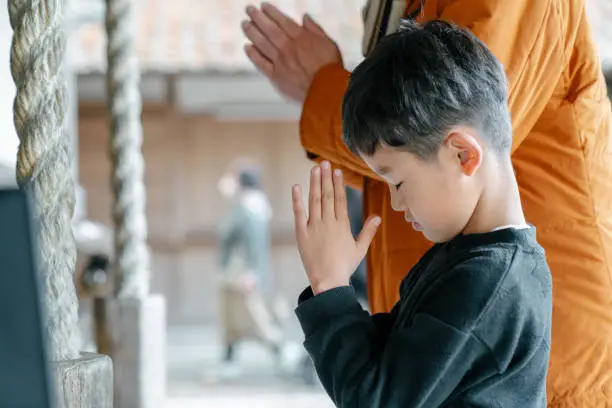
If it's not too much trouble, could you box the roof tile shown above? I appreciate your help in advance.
[71,0,612,73]
[71,0,365,73]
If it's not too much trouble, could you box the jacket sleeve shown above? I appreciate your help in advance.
[439,0,565,152]
[295,286,488,407]
[305,151,366,191]
[299,63,386,189]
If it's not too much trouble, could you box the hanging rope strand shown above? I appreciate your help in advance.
[105,0,150,298]
[9,0,80,361]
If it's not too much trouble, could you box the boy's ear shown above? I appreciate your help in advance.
[445,131,483,176]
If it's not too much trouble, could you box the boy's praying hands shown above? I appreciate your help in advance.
[291,161,381,295]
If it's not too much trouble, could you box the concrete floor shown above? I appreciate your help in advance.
[164,326,333,408]
[78,303,333,407]
[166,392,331,408]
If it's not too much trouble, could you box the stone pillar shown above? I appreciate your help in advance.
[105,0,167,406]
[54,353,113,408]
[7,0,112,406]
[108,295,167,407]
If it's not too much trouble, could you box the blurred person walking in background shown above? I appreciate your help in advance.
[216,159,284,376]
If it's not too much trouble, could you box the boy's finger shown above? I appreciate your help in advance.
[356,215,382,257]
[292,184,308,238]
[320,162,335,220]
[333,169,348,221]
[308,165,322,222]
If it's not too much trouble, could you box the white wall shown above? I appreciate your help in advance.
[77,72,304,122]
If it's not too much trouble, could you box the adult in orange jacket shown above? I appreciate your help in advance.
[243,0,612,406]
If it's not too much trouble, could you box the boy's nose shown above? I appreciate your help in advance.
[389,188,404,212]
[391,200,404,212]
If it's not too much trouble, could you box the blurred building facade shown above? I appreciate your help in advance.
[70,0,612,326]
[72,0,364,326]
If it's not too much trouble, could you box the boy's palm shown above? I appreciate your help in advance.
[292,163,381,295]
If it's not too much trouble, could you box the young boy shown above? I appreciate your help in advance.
[290,20,552,407]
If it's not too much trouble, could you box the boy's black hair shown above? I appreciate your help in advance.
[342,19,512,160]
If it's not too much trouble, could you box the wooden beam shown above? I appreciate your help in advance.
[146,228,297,253]
[77,72,302,121]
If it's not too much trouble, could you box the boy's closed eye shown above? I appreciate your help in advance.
[394,182,403,190]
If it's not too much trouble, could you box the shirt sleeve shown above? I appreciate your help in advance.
[295,286,490,407]
[298,286,397,337]
[439,0,565,152]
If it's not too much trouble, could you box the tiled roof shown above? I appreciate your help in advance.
[70,0,612,74]
[70,0,365,73]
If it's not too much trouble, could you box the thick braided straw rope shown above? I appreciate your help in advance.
[106,0,150,298]
[9,0,80,361]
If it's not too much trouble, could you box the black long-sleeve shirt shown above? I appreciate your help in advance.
[295,227,552,407]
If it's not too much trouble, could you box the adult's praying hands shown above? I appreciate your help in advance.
[242,2,343,104]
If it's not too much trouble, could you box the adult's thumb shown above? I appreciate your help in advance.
[356,216,381,257]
